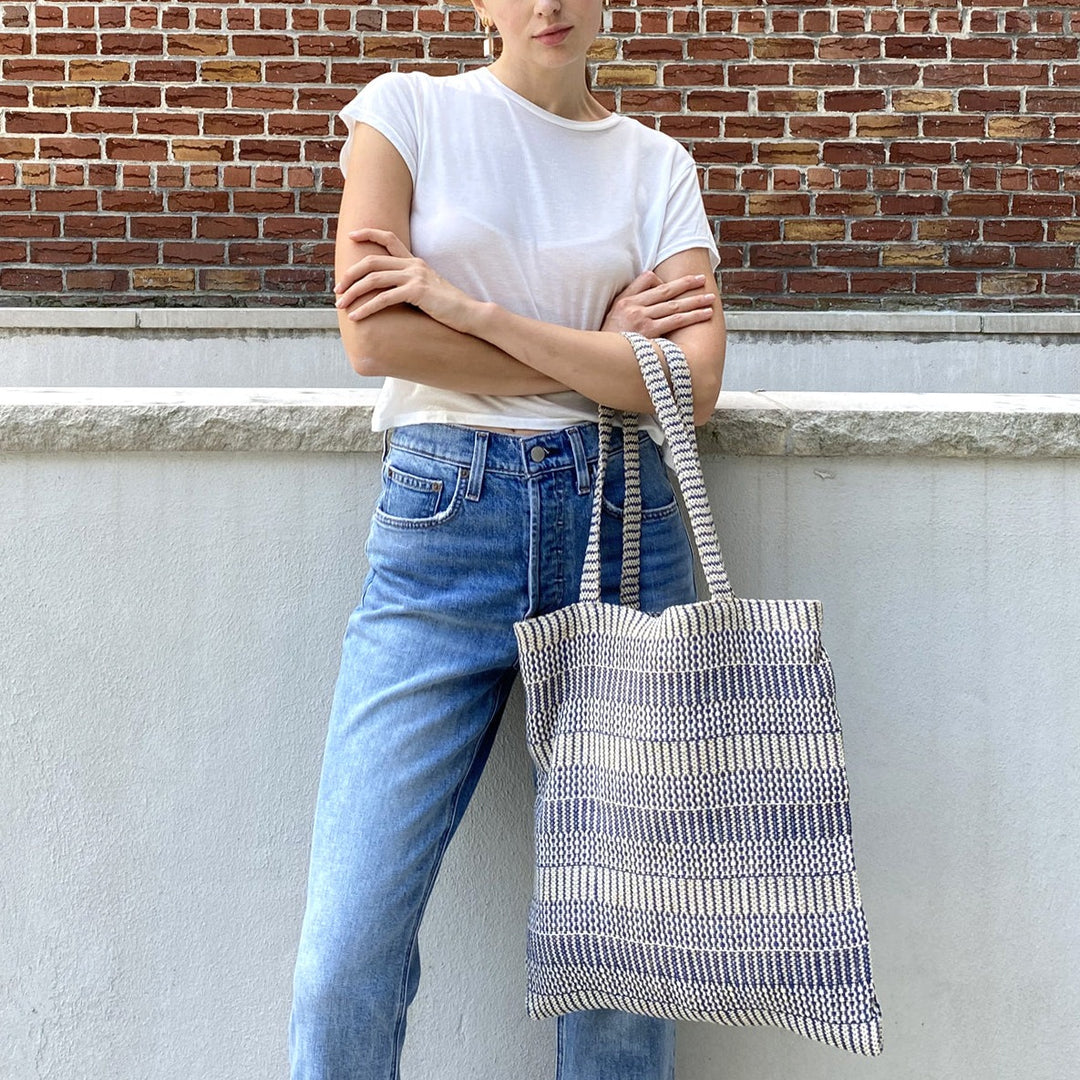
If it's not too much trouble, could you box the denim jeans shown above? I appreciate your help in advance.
[289,422,697,1080]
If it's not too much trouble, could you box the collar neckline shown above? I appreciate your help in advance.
[477,66,621,131]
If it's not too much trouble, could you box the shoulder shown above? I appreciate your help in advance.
[612,115,697,172]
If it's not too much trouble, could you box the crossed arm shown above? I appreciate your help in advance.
[334,124,726,425]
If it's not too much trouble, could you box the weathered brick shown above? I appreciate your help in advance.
[133,267,197,289]
[878,242,945,267]
[595,63,657,87]
[981,273,1041,296]
[784,219,846,241]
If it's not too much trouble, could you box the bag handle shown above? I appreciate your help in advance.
[578,331,732,605]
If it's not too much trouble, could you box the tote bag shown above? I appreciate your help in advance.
[513,331,884,1056]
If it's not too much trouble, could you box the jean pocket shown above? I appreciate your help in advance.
[374,451,466,530]
[600,436,679,522]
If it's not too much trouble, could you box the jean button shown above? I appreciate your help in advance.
[530,446,547,463]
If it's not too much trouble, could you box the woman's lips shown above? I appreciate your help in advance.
[534,26,572,45]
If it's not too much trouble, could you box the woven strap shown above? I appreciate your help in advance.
[579,332,732,604]
[580,405,641,606]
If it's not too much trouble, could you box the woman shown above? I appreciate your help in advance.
[289,0,726,1076]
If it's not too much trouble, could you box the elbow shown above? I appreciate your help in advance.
[691,367,723,427]
[342,312,386,377]
[692,395,718,428]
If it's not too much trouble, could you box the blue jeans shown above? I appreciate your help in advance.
[289,422,696,1080]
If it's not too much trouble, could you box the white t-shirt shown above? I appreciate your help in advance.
[338,65,720,434]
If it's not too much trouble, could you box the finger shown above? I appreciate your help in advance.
[653,292,716,317]
[334,255,410,300]
[641,274,709,305]
[651,305,717,334]
[345,284,412,321]
[335,271,407,309]
[348,227,411,258]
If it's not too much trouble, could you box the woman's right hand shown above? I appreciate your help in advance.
[600,271,718,337]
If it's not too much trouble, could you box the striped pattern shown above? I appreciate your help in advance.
[513,333,883,1057]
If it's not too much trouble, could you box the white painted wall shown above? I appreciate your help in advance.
[3,442,1078,1080]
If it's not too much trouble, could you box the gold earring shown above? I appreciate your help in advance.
[482,15,494,58]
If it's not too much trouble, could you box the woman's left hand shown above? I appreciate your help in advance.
[335,228,481,335]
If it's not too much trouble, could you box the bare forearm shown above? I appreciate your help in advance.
[467,303,675,416]
[342,306,567,396]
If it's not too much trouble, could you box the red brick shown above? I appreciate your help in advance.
[922,116,985,138]
[956,142,1019,164]
[720,220,781,243]
[695,142,753,164]
[948,194,1010,215]
[6,111,67,133]
[948,245,1011,268]
[915,272,978,293]
[157,242,230,265]
[687,38,748,61]
[192,215,258,240]
[881,194,944,215]
[792,64,855,86]
[852,220,914,241]
[923,64,987,88]
[100,192,162,212]
[749,243,813,267]
[757,90,819,112]
[1022,144,1080,167]
[1015,247,1074,270]
[816,193,878,215]
[950,37,1013,60]
[816,245,880,267]
[720,270,784,295]
[660,115,721,139]
[1017,37,1077,61]
[987,64,1050,86]
[788,272,849,293]
[728,64,790,86]
[888,142,953,165]
[725,116,783,139]
[35,32,98,54]
[819,36,881,60]
[789,116,851,139]
[37,139,102,159]
[752,37,816,60]
[885,36,948,60]
[958,90,1021,112]
[28,240,93,263]
[984,220,1045,243]
[859,63,920,87]
[166,191,229,214]
[1046,273,1080,292]
[0,214,59,237]
[823,142,886,165]
[101,32,165,55]
[0,268,64,290]
[824,90,886,111]
[1012,195,1075,216]
[848,272,913,293]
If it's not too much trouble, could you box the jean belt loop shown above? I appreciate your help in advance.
[381,427,391,463]
[567,426,591,496]
[466,429,489,502]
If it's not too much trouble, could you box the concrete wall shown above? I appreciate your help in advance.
[2,309,1080,394]
[2,388,1078,1080]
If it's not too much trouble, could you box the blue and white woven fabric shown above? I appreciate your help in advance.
[513,332,884,1057]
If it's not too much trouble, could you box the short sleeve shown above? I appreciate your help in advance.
[653,145,720,275]
[337,71,419,182]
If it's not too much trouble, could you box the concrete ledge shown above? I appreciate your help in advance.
[3,307,1080,335]
[2,388,1078,457]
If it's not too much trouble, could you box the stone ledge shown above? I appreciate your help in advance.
[3,307,1080,335]
[2,388,1078,457]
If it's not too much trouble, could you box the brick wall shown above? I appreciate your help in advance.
[1,1,1077,311]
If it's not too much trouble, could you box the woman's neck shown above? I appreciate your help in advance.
[486,59,610,122]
